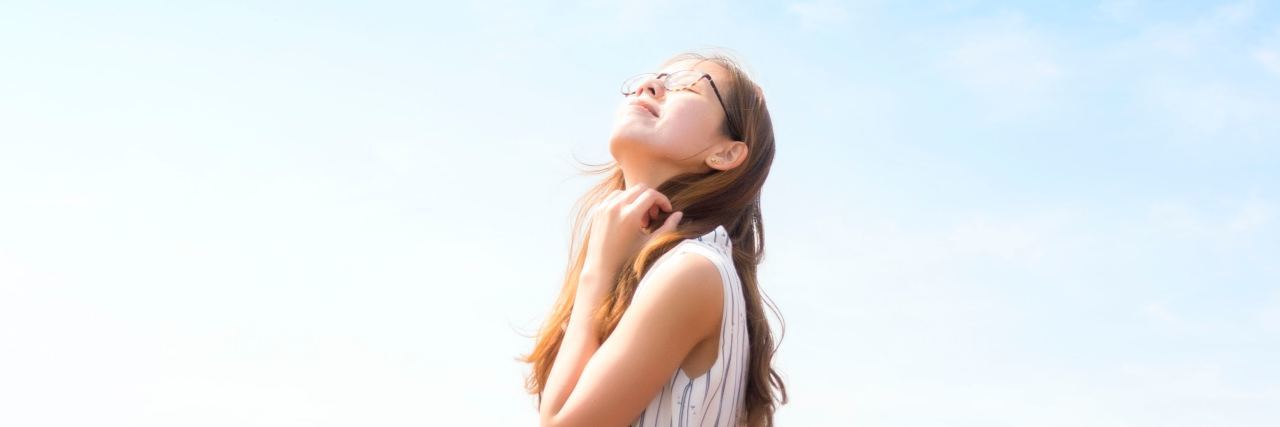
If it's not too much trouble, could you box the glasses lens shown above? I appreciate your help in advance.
[665,71,703,90]
[621,73,656,95]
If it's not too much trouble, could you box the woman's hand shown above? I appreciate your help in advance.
[580,183,684,295]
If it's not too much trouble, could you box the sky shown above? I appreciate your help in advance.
[1,0,1278,425]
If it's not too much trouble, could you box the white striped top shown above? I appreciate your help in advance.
[630,225,749,427]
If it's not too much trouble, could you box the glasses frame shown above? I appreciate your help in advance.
[621,70,743,141]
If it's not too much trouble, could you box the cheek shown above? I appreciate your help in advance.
[656,104,718,144]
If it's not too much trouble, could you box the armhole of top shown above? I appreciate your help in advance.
[666,240,734,362]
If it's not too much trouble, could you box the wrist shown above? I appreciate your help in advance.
[575,268,616,309]
[578,265,617,284]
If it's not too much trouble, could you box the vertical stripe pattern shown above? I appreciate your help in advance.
[630,225,749,427]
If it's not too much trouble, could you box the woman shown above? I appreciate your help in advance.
[522,51,787,427]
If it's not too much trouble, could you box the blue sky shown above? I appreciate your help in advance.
[1,0,1278,425]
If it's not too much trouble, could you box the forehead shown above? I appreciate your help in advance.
[658,58,731,84]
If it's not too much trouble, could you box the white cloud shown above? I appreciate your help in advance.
[1097,3,1279,143]
[1150,196,1276,240]
[1141,301,1178,325]
[946,212,1073,261]
[1227,197,1276,233]
[1131,0,1256,57]
[1256,49,1280,76]
[789,358,1280,426]
[1096,0,1142,22]
[937,12,1066,119]
[1255,28,1280,77]
[1258,291,1280,333]
[1213,0,1257,24]
[1116,361,1274,402]
[1135,76,1280,140]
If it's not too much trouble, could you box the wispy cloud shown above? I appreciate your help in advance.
[945,211,1077,262]
[1256,49,1280,76]
[1096,0,1142,23]
[1140,301,1179,325]
[1137,80,1279,137]
[1135,0,1256,56]
[1258,291,1280,333]
[1150,195,1276,240]
[1255,28,1280,77]
[1098,3,1280,142]
[937,12,1066,119]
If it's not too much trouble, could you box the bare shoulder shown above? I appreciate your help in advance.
[631,248,725,336]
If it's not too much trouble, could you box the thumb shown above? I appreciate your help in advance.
[654,211,683,236]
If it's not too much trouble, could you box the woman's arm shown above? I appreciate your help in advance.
[537,268,612,421]
[538,251,723,427]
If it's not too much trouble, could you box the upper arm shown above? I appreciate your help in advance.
[546,249,724,427]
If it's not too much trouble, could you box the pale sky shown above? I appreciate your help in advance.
[2,0,1279,426]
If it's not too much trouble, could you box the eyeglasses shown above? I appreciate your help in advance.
[620,70,742,140]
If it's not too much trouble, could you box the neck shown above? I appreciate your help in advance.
[619,160,677,190]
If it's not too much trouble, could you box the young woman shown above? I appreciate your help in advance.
[522,51,787,427]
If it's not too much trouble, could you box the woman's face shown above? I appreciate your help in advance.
[609,59,737,178]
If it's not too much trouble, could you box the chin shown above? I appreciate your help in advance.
[608,125,650,157]
[607,132,633,163]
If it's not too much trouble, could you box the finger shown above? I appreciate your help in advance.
[604,189,624,203]
[653,211,683,236]
[624,190,673,227]
[623,191,666,223]
[627,189,672,213]
[597,189,626,215]
[635,195,655,228]
[620,182,651,205]
[593,190,621,215]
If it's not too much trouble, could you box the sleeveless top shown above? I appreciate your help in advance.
[630,225,749,427]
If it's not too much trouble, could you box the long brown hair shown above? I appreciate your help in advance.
[520,51,788,426]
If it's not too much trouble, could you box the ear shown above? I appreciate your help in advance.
[706,141,749,171]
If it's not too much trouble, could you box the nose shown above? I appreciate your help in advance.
[632,74,667,100]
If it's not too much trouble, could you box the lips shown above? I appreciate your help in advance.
[629,100,659,117]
